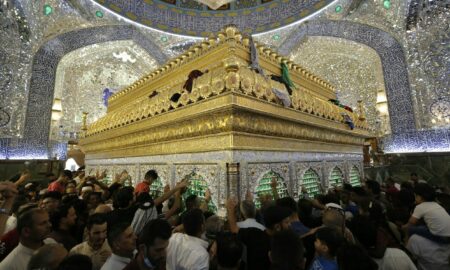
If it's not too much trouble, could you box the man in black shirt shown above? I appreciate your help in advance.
[227,197,292,270]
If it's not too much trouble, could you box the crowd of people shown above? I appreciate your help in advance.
[0,168,449,270]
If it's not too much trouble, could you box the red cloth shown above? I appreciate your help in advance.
[0,228,19,261]
[135,181,149,194]
[47,181,65,193]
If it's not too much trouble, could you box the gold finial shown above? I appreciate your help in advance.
[217,31,226,42]
[224,25,238,39]
[357,100,366,121]
[201,41,209,50]
[208,34,217,46]
[242,36,250,46]
[81,112,89,135]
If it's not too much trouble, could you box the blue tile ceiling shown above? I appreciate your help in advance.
[93,0,335,36]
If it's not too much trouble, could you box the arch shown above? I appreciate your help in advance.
[183,173,217,213]
[349,166,361,187]
[19,25,169,158]
[300,168,322,197]
[328,166,344,188]
[254,170,289,208]
[279,20,415,135]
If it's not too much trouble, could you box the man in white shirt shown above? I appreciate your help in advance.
[237,200,265,231]
[167,209,209,270]
[403,183,450,243]
[407,234,450,270]
[28,243,68,270]
[373,247,417,270]
[352,215,416,270]
[71,213,111,270]
[101,223,137,270]
[0,208,52,270]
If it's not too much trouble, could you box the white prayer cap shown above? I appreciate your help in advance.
[325,203,343,211]
[25,183,34,189]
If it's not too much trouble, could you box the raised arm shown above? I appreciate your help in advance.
[154,179,188,206]
[14,170,31,187]
[226,197,239,234]
[271,177,279,200]
[164,189,182,220]
[199,188,212,212]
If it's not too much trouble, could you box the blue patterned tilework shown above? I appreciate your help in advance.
[2,25,168,160]
[93,0,335,36]
[383,129,450,153]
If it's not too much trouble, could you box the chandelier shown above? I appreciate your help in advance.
[194,0,236,9]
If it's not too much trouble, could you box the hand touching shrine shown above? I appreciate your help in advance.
[164,184,171,194]
[270,177,280,200]
[245,190,254,201]
[226,197,238,211]
[154,179,189,206]
[175,179,189,190]
[270,177,278,189]
[205,188,211,202]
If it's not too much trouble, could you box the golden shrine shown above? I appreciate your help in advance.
[80,26,371,208]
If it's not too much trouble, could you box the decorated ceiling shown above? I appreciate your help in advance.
[0,0,449,159]
[91,0,335,36]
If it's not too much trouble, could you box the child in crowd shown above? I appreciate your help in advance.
[309,227,343,270]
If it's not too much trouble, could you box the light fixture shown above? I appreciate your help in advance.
[376,90,388,116]
[194,0,235,9]
[376,91,387,103]
[376,103,388,115]
[51,98,63,121]
[51,111,62,121]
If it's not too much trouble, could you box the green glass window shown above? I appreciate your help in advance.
[149,177,164,198]
[182,173,217,213]
[255,170,288,209]
[301,168,321,197]
[349,166,361,187]
[329,167,344,189]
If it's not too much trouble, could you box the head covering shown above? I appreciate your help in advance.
[325,203,343,211]
[263,205,292,229]
[81,186,93,193]
[25,183,34,189]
